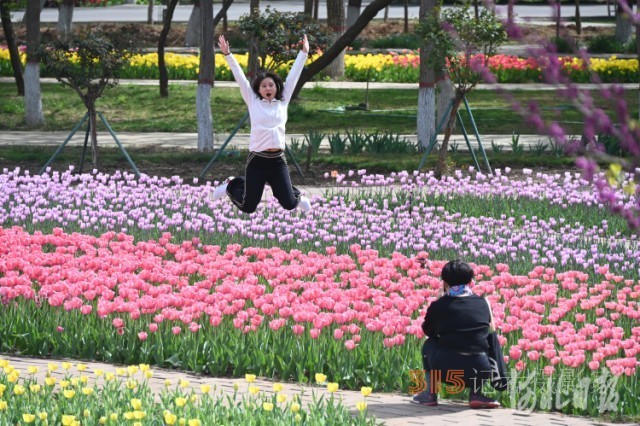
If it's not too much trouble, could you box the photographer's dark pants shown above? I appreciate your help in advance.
[421,338,492,395]
[227,150,301,213]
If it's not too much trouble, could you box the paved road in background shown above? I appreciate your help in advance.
[11,2,619,23]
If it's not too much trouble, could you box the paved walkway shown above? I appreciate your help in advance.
[0,354,632,426]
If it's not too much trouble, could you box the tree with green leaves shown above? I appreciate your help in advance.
[237,6,331,73]
[416,6,506,177]
[38,33,135,170]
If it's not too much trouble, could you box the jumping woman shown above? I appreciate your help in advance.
[213,34,312,214]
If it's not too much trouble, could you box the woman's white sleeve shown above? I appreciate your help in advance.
[282,51,308,104]
[224,53,253,106]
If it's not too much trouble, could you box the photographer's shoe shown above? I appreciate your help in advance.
[411,391,438,407]
[469,392,500,409]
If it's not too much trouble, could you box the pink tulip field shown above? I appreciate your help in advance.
[0,167,638,418]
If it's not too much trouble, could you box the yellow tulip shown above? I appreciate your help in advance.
[116,367,127,376]
[0,400,6,410]
[124,411,135,420]
[290,402,300,413]
[315,373,327,384]
[327,382,339,393]
[131,398,143,410]
[179,379,190,388]
[273,383,283,393]
[83,409,91,418]
[144,370,154,379]
[48,363,58,372]
[356,401,367,411]
[164,379,172,387]
[62,362,72,370]
[133,410,146,420]
[28,366,39,374]
[0,383,5,395]
[38,412,48,420]
[29,384,41,393]
[277,394,287,403]
[61,415,76,426]
[7,372,19,383]
[94,369,104,377]
[13,385,26,395]
[105,372,115,381]
[294,413,302,423]
[127,365,139,376]
[23,413,36,423]
[126,379,138,389]
[164,412,177,425]
[109,413,119,421]
[82,387,94,396]
[63,389,76,399]
[70,378,79,387]
[361,386,372,397]
[245,374,256,383]
[262,402,274,411]
[99,417,107,425]
[188,420,201,426]
[139,364,150,372]
[76,363,87,371]
[200,384,211,394]
[175,397,187,407]
[45,377,56,386]
[248,385,260,395]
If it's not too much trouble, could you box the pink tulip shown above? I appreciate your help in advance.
[172,326,181,335]
[149,323,158,333]
[345,340,356,350]
[138,331,148,341]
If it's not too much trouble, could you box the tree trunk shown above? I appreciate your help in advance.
[0,0,24,95]
[417,0,435,150]
[637,0,640,121]
[304,0,313,17]
[326,0,346,78]
[247,0,260,80]
[56,0,73,38]
[185,0,201,47]
[292,0,395,99]
[437,78,455,131]
[347,0,361,28]
[404,0,409,32]
[615,0,632,44]
[88,104,99,170]
[435,92,463,178]
[473,0,478,19]
[575,0,581,35]
[507,0,513,20]
[313,0,319,20]
[25,0,44,127]
[158,0,179,97]
[384,6,388,23]
[197,0,214,152]
[147,0,154,24]
[555,0,561,40]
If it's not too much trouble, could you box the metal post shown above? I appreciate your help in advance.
[97,112,141,178]
[285,145,304,178]
[463,96,492,175]
[199,111,250,179]
[417,100,454,172]
[456,111,481,171]
[39,113,89,175]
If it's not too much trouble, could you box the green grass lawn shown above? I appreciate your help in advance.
[2,83,637,135]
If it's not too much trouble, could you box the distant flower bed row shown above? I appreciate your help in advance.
[1,48,638,84]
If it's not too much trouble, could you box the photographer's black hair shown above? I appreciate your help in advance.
[441,260,474,287]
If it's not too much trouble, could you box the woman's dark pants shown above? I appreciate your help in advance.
[227,151,301,213]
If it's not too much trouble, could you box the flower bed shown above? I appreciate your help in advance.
[0,360,375,425]
[1,48,638,83]
[0,168,638,418]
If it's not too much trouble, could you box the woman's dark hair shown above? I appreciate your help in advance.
[441,260,474,286]
[252,71,284,100]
